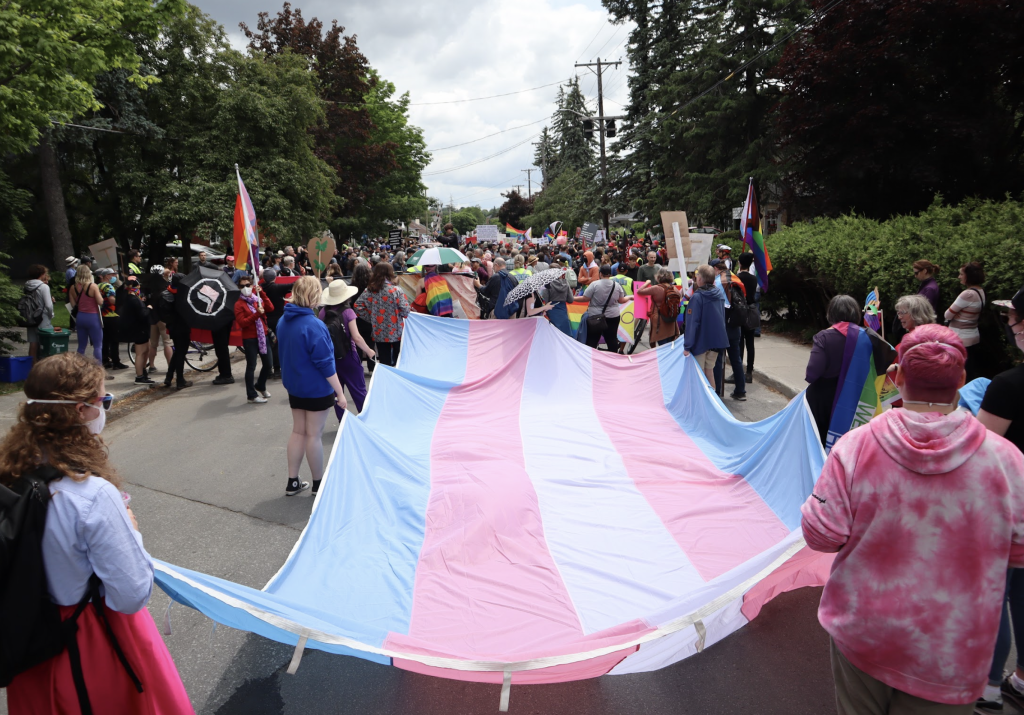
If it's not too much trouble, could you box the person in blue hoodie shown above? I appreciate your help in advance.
[683,264,729,393]
[275,276,348,496]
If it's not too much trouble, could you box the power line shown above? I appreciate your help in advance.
[51,121,128,135]
[592,26,629,60]
[429,117,547,152]
[327,79,571,107]
[576,19,611,63]
[423,133,541,176]
[449,173,522,204]
[671,0,847,116]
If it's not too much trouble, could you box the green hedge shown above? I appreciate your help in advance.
[749,196,1024,370]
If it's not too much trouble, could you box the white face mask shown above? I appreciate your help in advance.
[84,405,106,434]
[240,287,252,297]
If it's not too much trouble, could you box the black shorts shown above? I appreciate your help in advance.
[287,392,336,412]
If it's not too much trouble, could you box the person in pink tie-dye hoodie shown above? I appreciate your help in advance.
[802,324,1024,714]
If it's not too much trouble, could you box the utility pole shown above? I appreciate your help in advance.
[521,168,535,199]
[514,185,523,195]
[574,57,624,238]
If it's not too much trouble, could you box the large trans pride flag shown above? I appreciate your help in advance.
[154,315,831,705]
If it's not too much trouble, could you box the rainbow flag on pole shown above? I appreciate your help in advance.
[566,301,587,338]
[234,166,260,274]
[825,322,888,453]
[741,178,771,292]
[506,223,527,236]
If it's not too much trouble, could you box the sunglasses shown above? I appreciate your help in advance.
[27,392,114,411]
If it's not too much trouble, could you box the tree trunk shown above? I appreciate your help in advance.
[38,133,75,268]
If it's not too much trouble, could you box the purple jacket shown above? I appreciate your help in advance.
[918,278,940,314]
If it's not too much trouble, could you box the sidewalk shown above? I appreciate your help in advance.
[0,327,223,429]
[746,332,812,399]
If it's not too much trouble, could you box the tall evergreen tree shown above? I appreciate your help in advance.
[550,78,595,180]
[604,0,808,226]
[532,127,558,190]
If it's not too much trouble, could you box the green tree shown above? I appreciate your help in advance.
[604,0,807,224]
[523,167,600,235]
[0,0,184,156]
[333,72,429,237]
[533,126,559,189]
[551,78,595,180]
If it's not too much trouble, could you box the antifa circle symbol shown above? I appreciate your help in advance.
[187,278,227,315]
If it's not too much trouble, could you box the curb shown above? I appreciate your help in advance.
[751,369,801,400]
[111,351,245,406]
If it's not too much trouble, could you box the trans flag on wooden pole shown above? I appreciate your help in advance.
[741,178,771,292]
[234,165,260,275]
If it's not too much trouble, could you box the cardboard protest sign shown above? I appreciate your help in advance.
[659,211,690,273]
[307,232,337,279]
[579,222,599,246]
[89,238,119,271]
[388,229,402,249]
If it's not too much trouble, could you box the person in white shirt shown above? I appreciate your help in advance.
[0,352,193,713]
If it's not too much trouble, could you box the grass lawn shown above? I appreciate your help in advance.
[0,380,24,396]
[52,302,71,329]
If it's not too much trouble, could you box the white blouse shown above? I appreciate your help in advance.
[43,475,154,613]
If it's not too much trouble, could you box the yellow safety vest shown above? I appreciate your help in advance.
[612,275,633,296]
[510,268,531,279]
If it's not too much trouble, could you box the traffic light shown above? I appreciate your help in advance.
[605,119,616,138]
[582,119,594,140]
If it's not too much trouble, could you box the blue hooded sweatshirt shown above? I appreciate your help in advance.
[683,285,729,355]
[276,303,336,398]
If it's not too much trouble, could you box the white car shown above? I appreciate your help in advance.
[165,243,227,265]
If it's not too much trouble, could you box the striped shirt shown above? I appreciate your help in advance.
[945,287,985,346]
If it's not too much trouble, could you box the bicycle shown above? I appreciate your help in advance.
[126,341,217,372]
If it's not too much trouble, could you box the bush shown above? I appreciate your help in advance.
[762,196,1024,369]
[0,252,25,356]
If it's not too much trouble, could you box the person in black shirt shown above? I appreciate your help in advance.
[262,269,290,379]
[977,286,1024,711]
[736,253,759,382]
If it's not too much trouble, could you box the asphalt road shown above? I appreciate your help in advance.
[0,350,838,715]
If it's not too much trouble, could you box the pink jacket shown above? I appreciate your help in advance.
[802,408,1024,705]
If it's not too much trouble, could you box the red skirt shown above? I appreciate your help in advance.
[7,600,194,715]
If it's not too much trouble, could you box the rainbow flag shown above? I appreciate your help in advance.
[234,167,260,274]
[825,322,886,453]
[506,223,526,236]
[741,178,771,292]
[566,302,588,338]
[863,288,881,333]
[424,273,452,317]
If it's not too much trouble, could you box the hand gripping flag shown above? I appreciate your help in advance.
[740,178,771,292]
[234,166,260,274]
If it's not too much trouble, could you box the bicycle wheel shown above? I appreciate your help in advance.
[127,343,136,365]
[184,342,217,372]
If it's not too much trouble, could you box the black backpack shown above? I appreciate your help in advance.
[18,285,46,327]
[727,283,759,331]
[0,466,142,713]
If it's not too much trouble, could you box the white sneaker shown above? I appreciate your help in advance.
[248,395,268,404]
[259,390,271,399]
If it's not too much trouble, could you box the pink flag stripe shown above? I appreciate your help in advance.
[386,321,587,662]
[589,349,791,582]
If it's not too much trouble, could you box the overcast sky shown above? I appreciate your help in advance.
[196,0,633,213]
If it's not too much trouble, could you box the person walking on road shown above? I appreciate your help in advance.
[802,324,1024,715]
[0,352,194,714]
[117,276,155,385]
[637,269,680,347]
[68,264,104,364]
[158,273,193,390]
[234,274,273,405]
[683,264,728,392]
[277,276,348,496]
[576,264,629,351]
[354,262,410,367]
[322,280,375,415]
[95,268,125,370]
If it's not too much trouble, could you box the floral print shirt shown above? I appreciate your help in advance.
[354,281,410,343]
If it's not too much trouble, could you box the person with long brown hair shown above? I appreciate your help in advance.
[1,353,193,713]
[354,262,410,367]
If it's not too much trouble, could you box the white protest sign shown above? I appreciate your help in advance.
[475,225,500,243]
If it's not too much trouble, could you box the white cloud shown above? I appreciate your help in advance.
[199,0,634,212]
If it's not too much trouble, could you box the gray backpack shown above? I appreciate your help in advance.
[18,285,45,328]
